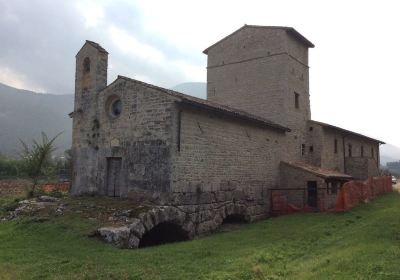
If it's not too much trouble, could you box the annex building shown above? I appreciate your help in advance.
[69,25,384,236]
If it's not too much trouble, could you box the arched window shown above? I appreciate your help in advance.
[83,57,91,73]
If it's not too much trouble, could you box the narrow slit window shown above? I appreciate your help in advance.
[83,57,91,73]
[294,92,300,109]
[361,145,364,157]
[309,146,314,153]
[301,144,305,155]
[348,143,352,157]
[334,139,338,154]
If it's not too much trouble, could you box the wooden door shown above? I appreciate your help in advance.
[106,158,122,197]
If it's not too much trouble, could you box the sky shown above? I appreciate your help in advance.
[0,0,399,146]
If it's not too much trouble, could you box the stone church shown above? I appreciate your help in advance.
[70,25,384,232]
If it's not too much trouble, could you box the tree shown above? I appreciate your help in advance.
[19,132,62,196]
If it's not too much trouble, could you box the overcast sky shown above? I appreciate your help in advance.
[0,0,399,146]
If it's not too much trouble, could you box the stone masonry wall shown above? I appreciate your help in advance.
[304,122,323,166]
[305,122,380,179]
[279,163,338,210]
[71,77,177,196]
[168,105,286,234]
[279,163,324,208]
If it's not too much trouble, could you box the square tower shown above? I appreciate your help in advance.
[204,25,314,161]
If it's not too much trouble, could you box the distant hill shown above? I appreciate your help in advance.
[171,82,206,99]
[0,82,73,157]
[1,81,399,166]
[380,143,400,165]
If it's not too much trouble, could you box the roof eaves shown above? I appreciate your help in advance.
[203,25,314,54]
[85,40,108,54]
[281,161,353,180]
[179,99,290,133]
[309,120,385,144]
[117,75,290,132]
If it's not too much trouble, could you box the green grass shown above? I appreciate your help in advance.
[0,193,400,280]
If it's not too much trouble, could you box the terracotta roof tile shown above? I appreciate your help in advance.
[117,75,290,132]
[309,120,385,144]
[281,161,353,179]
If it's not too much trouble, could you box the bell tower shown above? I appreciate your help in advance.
[72,40,108,144]
[71,40,108,195]
[74,40,108,110]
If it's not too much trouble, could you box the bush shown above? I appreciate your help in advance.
[0,156,26,179]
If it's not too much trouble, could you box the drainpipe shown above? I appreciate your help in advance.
[377,143,381,170]
[342,135,346,174]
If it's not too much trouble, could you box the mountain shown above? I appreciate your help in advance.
[0,82,73,157]
[380,143,400,165]
[171,82,206,99]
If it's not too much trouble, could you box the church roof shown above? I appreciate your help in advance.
[85,40,108,54]
[203,25,314,54]
[117,76,290,133]
[309,120,385,144]
[281,161,353,180]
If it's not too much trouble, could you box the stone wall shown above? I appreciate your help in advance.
[305,122,380,178]
[170,105,286,226]
[304,122,324,166]
[279,163,338,210]
[320,127,345,172]
[280,163,324,208]
[345,157,379,180]
[71,77,178,195]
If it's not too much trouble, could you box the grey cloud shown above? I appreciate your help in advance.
[0,0,205,94]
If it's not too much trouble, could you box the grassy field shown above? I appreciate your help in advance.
[0,192,399,280]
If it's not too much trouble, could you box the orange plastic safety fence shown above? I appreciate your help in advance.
[41,182,70,193]
[271,176,392,215]
[271,191,313,215]
[335,176,392,212]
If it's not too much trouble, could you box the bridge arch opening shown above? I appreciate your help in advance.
[138,222,189,248]
[222,214,247,224]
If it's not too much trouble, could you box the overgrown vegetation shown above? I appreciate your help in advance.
[0,192,399,279]
[0,156,26,179]
[0,133,71,182]
[19,132,62,196]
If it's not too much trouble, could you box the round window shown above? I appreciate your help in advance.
[110,99,122,117]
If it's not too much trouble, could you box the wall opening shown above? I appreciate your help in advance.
[83,57,91,73]
[294,92,300,109]
[218,214,248,232]
[138,222,189,248]
[222,214,247,224]
[334,138,338,154]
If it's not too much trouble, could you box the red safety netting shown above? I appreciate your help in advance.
[271,176,392,215]
[335,176,392,212]
[271,191,314,215]
[41,182,70,193]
